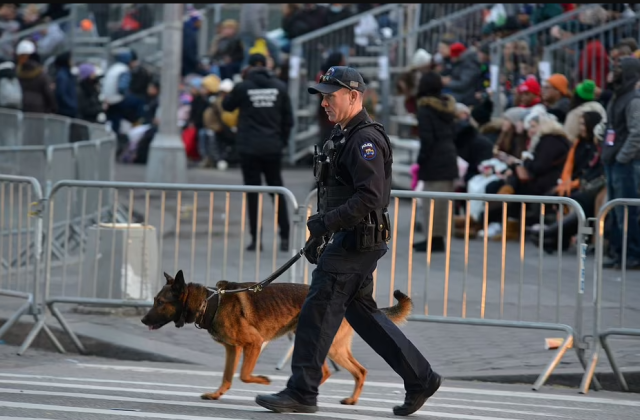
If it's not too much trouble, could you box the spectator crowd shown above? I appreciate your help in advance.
[1,3,640,264]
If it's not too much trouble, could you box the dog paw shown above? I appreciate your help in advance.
[255,375,271,385]
[340,397,357,405]
[201,392,222,400]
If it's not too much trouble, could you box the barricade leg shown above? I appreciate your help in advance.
[47,302,85,354]
[532,329,573,391]
[17,312,66,355]
[600,333,628,392]
[0,293,31,340]
[579,340,600,394]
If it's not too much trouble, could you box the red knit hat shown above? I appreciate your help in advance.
[450,42,466,58]
[517,77,541,96]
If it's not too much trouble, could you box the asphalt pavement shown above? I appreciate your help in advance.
[0,345,639,420]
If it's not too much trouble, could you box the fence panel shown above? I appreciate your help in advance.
[489,4,607,116]
[580,199,640,394]
[0,175,63,354]
[0,147,47,187]
[41,181,301,355]
[44,115,71,146]
[21,114,47,146]
[378,4,490,133]
[288,189,597,391]
[0,109,22,147]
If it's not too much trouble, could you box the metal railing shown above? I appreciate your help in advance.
[276,188,600,391]
[489,4,605,116]
[580,199,640,394]
[0,175,64,355]
[378,4,491,132]
[542,16,640,89]
[286,4,408,165]
[40,181,300,354]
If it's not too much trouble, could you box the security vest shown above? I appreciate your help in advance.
[314,120,393,218]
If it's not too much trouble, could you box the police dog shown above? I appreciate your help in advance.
[141,270,412,405]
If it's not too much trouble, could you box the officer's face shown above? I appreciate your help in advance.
[321,88,359,125]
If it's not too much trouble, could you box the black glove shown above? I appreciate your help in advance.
[307,213,328,238]
[302,236,323,265]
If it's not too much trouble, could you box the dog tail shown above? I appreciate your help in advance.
[380,290,413,325]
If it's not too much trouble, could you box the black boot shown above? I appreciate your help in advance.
[531,212,579,254]
[393,372,442,416]
[255,390,318,413]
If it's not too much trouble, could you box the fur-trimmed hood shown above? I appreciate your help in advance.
[528,118,568,152]
[417,94,456,122]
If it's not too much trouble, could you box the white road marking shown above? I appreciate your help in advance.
[50,365,640,407]
[0,373,600,412]
[0,385,562,418]
[0,381,532,420]
[0,399,522,420]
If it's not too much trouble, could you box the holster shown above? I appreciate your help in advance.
[355,208,391,251]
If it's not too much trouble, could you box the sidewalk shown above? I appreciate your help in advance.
[1,163,639,392]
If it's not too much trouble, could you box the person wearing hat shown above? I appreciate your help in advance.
[15,39,56,114]
[600,56,640,269]
[255,66,441,416]
[442,41,482,106]
[563,79,606,141]
[541,73,571,123]
[222,52,294,252]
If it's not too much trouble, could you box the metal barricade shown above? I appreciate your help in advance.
[580,198,640,394]
[542,16,640,89]
[378,4,490,133]
[279,189,599,391]
[0,109,22,147]
[40,181,301,355]
[286,4,409,165]
[489,4,605,116]
[0,174,64,355]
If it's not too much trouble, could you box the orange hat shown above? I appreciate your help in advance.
[450,42,466,59]
[545,73,569,96]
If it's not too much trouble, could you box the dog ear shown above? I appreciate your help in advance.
[172,270,186,292]
[163,272,174,284]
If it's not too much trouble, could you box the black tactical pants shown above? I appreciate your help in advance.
[286,232,434,405]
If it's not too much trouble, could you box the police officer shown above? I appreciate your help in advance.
[255,66,441,415]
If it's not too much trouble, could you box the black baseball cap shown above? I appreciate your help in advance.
[248,53,267,67]
[308,66,367,94]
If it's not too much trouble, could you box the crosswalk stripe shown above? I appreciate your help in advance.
[0,385,563,418]
[0,381,529,420]
[16,366,640,407]
[0,373,600,412]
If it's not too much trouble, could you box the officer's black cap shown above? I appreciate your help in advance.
[308,66,367,94]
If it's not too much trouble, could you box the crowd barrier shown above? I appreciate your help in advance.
[542,15,640,89]
[488,4,606,116]
[580,198,640,394]
[3,177,639,394]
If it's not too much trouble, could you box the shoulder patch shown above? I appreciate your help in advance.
[359,141,377,161]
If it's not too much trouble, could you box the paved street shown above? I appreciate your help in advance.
[1,163,639,391]
[0,347,639,420]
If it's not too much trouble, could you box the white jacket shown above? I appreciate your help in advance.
[101,62,129,105]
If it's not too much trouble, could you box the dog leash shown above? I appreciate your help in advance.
[203,240,315,300]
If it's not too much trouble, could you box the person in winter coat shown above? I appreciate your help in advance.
[101,49,145,135]
[412,71,459,253]
[76,63,104,123]
[454,104,494,185]
[541,73,571,123]
[599,56,640,269]
[442,42,482,107]
[533,111,605,252]
[222,53,294,252]
[0,58,22,110]
[15,39,56,114]
[53,51,77,118]
[182,9,208,77]
[563,79,607,141]
[498,107,572,197]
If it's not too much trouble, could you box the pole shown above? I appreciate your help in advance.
[145,3,188,184]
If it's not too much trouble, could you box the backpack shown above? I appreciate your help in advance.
[0,61,22,109]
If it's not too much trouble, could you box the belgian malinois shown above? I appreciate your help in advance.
[141,270,413,405]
